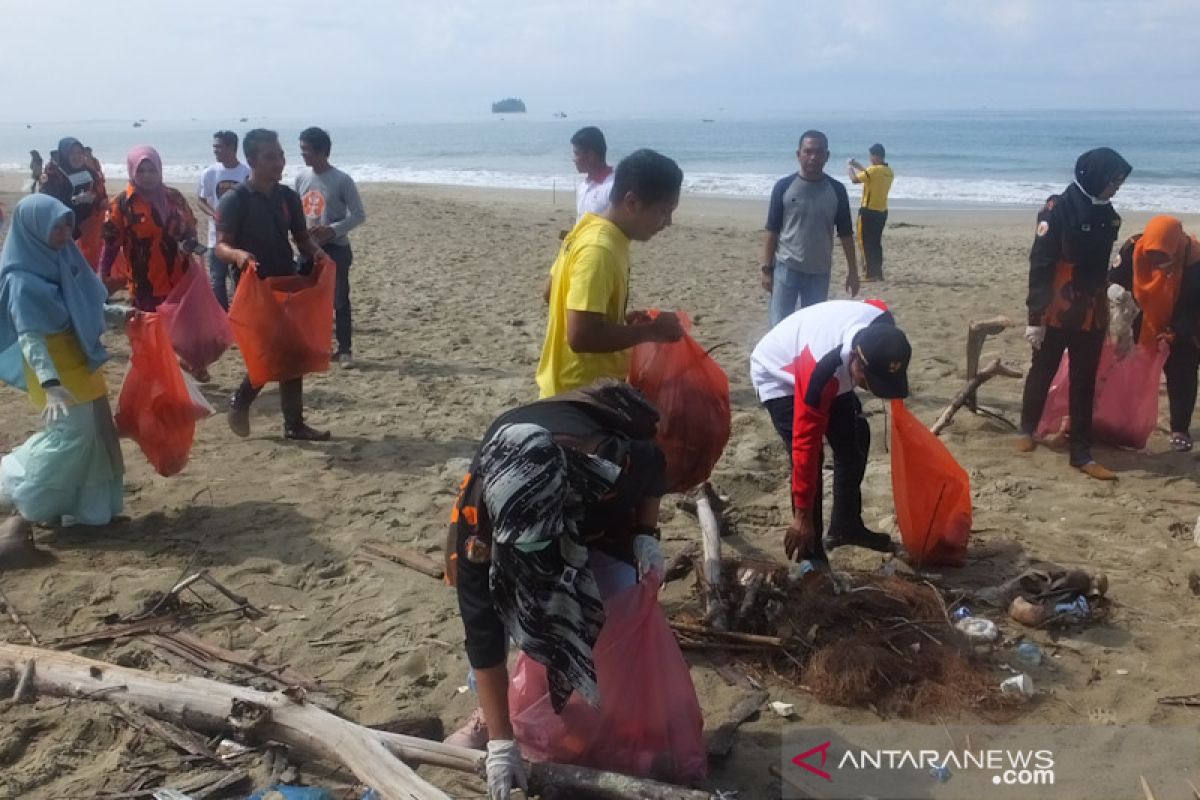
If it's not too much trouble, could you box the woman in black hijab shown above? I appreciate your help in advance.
[1017,147,1132,480]
[38,137,107,249]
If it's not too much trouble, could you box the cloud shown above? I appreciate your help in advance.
[1,0,1197,121]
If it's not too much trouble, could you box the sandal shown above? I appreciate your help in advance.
[1169,433,1193,452]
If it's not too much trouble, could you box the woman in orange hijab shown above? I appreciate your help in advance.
[1110,215,1200,451]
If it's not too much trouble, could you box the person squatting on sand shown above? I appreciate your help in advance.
[445,380,673,799]
[215,128,332,442]
[99,146,202,312]
[751,299,912,563]
[0,195,135,548]
[1016,147,1132,479]
[536,148,686,398]
[1108,214,1200,452]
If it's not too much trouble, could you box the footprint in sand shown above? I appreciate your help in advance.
[1088,706,1118,725]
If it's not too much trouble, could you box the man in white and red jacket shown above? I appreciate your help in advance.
[751,299,912,563]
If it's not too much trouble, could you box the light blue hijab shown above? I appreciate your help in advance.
[0,194,108,391]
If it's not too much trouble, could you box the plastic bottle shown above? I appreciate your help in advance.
[1016,641,1043,666]
[1053,596,1090,619]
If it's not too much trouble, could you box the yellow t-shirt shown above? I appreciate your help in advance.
[535,214,631,398]
[23,332,108,410]
[857,164,894,212]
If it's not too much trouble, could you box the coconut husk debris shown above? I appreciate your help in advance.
[675,558,1022,719]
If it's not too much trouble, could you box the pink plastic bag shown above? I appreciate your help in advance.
[1036,340,1168,449]
[508,573,707,783]
[158,257,234,371]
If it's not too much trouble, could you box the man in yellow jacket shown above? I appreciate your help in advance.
[849,143,894,282]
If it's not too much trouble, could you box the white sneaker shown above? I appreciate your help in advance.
[443,707,488,749]
[335,352,354,369]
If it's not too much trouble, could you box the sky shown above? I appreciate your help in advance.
[2,0,1197,122]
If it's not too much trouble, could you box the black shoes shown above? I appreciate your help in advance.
[228,401,251,438]
[284,423,331,442]
[825,524,895,553]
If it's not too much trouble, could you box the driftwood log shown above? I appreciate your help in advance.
[695,484,727,631]
[0,643,721,800]
[930,358,1023,435]
[964,316,1018,412]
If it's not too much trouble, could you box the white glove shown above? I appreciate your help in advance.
[41,385,74,424]
[633,534,664,580]
[1024,325,1046,350]
[485,739,528,800]
[1107,284,1130,304]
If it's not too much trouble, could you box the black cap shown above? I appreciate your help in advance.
[852,324,911,399]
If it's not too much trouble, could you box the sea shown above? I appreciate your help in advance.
[2,111,1197,212]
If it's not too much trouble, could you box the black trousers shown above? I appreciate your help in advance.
[1165,338,1200,435]
[324,242,354,355]
[232,376,305,429]
[858,208,887,280]
[1019,327,1104,465]
[763,392,870,559]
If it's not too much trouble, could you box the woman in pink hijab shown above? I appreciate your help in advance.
[98,146,199,313]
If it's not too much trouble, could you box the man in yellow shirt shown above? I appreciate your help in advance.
[849,143,894,282]
[536,149,686,398]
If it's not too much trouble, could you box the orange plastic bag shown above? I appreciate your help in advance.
[508,573,707,783]
[76,214,104,271]
[228,258,333,385]
[628,311,731,492]
[889,399,971,566]
[115,314,213,477]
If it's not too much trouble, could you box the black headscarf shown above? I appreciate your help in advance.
[1073,147,1132,200]
[52,137,83,170]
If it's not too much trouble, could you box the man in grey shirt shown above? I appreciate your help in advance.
[295,127,366,366]
[760,129,859,326]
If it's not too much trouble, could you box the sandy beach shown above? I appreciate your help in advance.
[1,173,1199,798]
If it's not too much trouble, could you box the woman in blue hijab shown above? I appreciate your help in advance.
[0,194,133,546]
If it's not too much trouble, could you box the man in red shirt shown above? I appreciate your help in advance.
[750,300,911,562]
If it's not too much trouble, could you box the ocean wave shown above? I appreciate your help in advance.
[5,162,1195,213]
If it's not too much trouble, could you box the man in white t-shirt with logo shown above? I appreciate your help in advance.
[198,130,251,309]
[571,126,614,219]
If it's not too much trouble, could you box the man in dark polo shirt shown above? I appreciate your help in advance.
[760,129,859,325]
[215,128,331,441]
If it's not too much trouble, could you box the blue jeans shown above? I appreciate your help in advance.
[769,264,831,326]
[208,249,239,311]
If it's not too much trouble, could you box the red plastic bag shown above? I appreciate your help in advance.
[228,258,334,385]
[115,314,213,477]
[158,257,234,370]
[628,311,731,492]
[1035,340,1167,449]
[890,400,971,566]
[508,573,707,783]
